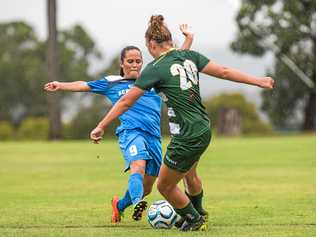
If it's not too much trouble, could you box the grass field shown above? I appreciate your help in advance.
[0,135,316,237]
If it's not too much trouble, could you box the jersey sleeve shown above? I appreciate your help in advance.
[190,50,210,71]
[86,77,109,95]
[134,64,161,91]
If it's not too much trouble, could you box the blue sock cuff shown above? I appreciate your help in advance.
[130,172,143,180]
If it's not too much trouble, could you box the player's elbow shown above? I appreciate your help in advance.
[218,66,230,79]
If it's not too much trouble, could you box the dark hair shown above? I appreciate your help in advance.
[145,15,172,44]
[120,46,142,76]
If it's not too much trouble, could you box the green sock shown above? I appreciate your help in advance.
[174,202,200,222]
[185,190,204,214]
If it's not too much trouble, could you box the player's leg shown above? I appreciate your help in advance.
[114,160,149,222]
[112,130,147,222]
[111,131,131,223]
[129,160,148,221]
[143,174,156,196]
[157,164,205,231]
[174,162,208,228]
[131,173,157,221]
[132,134,161,220]
[125,131,156,221]
[113,131,161,222]
[182,129,211,220]
[183,162,201,195]
[129,160,146,203]
[183,162,208,217]
[157,164,187,207]
[131,132,162,221]
[160,130,211,231]
[179,130,211,231]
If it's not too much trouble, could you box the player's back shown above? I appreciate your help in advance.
[135,50,210,139]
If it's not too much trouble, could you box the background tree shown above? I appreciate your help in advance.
[231,0,316,131]
[0,22,46,126]
[0,21,102,129]
[47,0,61,139]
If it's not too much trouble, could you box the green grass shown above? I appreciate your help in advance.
[0,135,315,237]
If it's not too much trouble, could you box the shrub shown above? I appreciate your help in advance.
[17,117,49,140]
[0,121,14,140]
[204,93,273,135]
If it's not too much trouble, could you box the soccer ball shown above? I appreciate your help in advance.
[147,200,179,229]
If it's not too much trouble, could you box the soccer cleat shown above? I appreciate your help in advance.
[175,209,208,229]
[179,216,207,232]
[199,209,209,221]
[174,216,186,229]
[132,200,148,221]
[111,196,122,223]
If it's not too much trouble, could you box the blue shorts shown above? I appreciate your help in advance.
[118,129,162,177]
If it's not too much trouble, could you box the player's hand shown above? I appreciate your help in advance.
[44,81,61,91]
[90,127,104,144]
[180,24,194,38]
[258,77,274,89]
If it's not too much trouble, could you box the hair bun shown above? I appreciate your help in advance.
[150,15,164,25]
[146,14,172,43]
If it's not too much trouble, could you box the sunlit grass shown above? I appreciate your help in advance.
[0,135,315,236]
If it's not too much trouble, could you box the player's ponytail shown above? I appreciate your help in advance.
[145,15,172,44]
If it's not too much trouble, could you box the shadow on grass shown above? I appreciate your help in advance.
[0,224,152,230]
[0,223,315,229]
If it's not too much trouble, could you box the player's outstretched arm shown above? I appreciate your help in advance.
[179,24,194,50]
[90,86,144,143]
[201,61,274,89]
[44,81,91,92]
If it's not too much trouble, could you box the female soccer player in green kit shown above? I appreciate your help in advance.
[90,15,274,231]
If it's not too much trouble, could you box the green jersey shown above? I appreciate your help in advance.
[135,49,210,139]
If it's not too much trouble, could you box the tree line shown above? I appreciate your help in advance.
[1,0,316,140]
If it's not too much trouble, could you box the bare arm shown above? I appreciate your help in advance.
[179,24,194,50]
[44,81,91,92]
[90,86,145,143]
[201,61,274,89]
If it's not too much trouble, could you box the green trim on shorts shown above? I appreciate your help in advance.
[163,129,211,173]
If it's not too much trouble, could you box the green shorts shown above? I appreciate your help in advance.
[164,129,211,173]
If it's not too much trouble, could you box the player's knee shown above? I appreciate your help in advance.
[130,161,146,175]
[157,180,172,196]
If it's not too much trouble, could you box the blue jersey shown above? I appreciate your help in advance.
[87,75,161,138]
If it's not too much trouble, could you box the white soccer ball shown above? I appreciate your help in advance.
[147,200,179,229]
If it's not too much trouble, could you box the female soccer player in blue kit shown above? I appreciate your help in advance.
[44,24,194,223]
